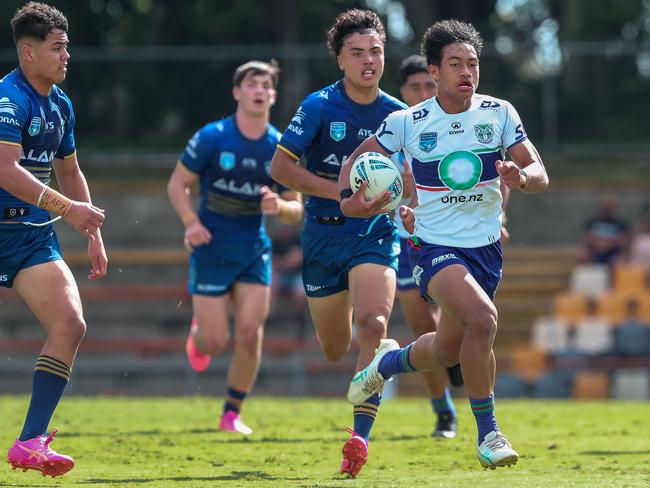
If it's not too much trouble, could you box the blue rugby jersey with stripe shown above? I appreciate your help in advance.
[179,115,285,237]
[375,94,527,248]
[277,80,406,236]
[0,68,75,226]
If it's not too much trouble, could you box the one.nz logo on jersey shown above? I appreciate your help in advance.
[28,117,41,136]
[219,151,236,171]
[329,122,346,141]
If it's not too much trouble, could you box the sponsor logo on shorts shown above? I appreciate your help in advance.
[0,274,8,282]
[196,283,228,293]
[305,284,326,292]
[431,253,457,266]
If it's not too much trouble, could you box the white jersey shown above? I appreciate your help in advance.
[376,94,527,248]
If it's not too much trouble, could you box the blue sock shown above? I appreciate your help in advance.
[20,355,70,441]
[431,388,456,417]
[378,342,417,379]
[353,393,381,441]
[224,386,247,414]
[469,394,500,444]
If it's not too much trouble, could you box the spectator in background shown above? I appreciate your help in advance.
[270,224,307,339]
[628,201,650,267]
[578,195,628,266]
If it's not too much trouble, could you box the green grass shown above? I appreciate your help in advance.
[1,396,649,487]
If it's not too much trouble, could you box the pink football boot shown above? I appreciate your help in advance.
[7,429,74,478]
[219,411,253,435]
[339,429,368,477]
[186,317,211,372]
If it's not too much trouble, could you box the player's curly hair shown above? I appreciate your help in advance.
[420,19,483,66]
[11,2,68,44]
[326,9,386,56]
[233,59,280,88]
[398,55,429,87]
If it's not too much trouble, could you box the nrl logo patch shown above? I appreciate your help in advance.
[219,151,236,171]
[28,117,41,136]
[474,123,494,144]
[419,132,438,152]
[329,121,346,142]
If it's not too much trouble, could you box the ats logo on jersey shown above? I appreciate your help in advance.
[219,151,236,171]
[329,122,346,142]
[474,123,494,144]
[419,132,438,152]
[28,117,41,136]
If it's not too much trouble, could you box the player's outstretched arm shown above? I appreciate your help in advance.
[495,139,549,194]
[260,186,303,225]
[53,154,108,279]
[269,148,339,201]
[167,161,212,252]
[338,136,392,218]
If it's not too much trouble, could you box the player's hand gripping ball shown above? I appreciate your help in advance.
[349,152,403,211]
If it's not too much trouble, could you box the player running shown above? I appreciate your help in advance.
[270,9,405,477]
[2,2,107,478]
[167,60,302,435]
[394,54,458,438]
[339,20,549,469]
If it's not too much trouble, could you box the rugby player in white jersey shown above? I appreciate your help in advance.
[338,20,549,469]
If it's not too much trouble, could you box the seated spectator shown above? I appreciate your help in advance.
[628,201,650,267]
[578,195,629,266]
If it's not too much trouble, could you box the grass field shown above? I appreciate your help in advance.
[1,396,649,487]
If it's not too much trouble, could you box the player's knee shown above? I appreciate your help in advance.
[236,325,263,354]
[466,305,498,342]
[435,346,460,368]
[57,315,86,346]
[198,333,229,356]
[354,313,387,341]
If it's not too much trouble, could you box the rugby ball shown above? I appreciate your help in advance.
[349,152,403,211]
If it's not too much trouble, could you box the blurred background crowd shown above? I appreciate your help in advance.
[0,0,649,401]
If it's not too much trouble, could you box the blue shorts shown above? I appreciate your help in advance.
[407,238,502,303]
[0,224,62,288]
[301,222,399,298]
[397,237,418,291]
[189,234,271,296]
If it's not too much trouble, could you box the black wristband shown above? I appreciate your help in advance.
[339,188,354,200]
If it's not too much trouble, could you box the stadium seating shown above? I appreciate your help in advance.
[614,322,650,356]
[509,345,548,382]
[553,293,588,323]
[572,317,614,354]
[612,264,648,294]
[572,371,610,399]
[611,369,650,400]
[531,316,570,353]
[531,371,572,398]
[596,293,629,324]
[569,264,609,296]
[495,374,528,398]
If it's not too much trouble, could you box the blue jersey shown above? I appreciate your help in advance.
[277,80,406,235]
[0,68,76,227]
[179,115,285,238]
